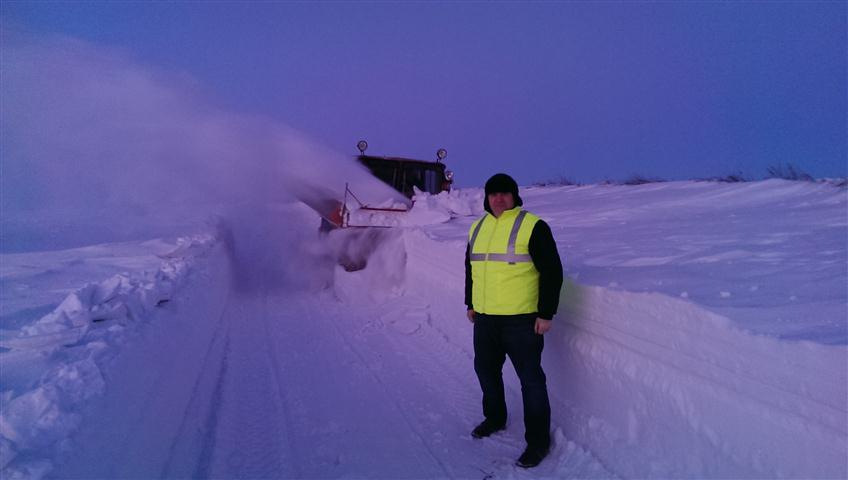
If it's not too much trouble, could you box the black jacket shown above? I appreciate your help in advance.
[465,219,563,320]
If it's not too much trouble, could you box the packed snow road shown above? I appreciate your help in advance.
[51,241,610,479]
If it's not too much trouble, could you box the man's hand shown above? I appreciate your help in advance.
[467,309,476,323]
[535,318,552,335]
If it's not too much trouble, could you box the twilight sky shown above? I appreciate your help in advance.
[3,1,846,187]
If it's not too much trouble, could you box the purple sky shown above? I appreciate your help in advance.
[3,1,846,187]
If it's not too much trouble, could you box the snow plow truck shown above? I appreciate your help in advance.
[316,140,454,230]
[304,141,454,271]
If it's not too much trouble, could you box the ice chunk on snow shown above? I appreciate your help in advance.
[0,388,80,449]
[50,359,105,405]
[21,288,93,341]
[90,274,125,305]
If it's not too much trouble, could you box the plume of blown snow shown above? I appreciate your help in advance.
[1,26,404,256]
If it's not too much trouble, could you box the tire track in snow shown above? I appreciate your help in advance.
[321,299,454,478]
[201,294,296,479]
[191,334,230,479]
[189,288,444,478]
[255,290,464,478]
[365,299,486,434]
[159,288,233,477]
[161,286,296,478]
[258,289,303,478]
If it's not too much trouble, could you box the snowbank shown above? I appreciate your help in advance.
[550,283,847,479]
[0,234,217,478]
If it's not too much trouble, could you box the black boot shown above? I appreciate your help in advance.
[471,420,505,439]
[515,444,549,468]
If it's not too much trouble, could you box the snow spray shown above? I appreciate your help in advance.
[1,27,403,290]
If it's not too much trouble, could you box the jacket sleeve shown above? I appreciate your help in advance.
[465,243,473,310]
[528,220,563,320]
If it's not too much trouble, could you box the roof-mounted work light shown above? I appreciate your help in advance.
[436,148,447,162]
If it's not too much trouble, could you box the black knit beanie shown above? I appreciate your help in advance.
[483,173,523,214]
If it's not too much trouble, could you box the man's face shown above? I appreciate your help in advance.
[488,192,515,217]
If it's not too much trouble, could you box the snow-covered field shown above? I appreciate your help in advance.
[1,180,846,479]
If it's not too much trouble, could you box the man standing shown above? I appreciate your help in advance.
[465,173,563,468]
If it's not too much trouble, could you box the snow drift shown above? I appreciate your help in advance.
[0,235,218,477]
[551,283,846,478]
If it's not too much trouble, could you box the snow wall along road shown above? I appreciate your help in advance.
[402,230,847,479]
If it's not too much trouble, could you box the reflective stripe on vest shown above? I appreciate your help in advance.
[468,210,532,264]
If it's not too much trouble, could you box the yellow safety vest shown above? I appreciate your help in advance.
[468,207,540,315]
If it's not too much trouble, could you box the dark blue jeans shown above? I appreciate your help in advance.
[473,313,551,449]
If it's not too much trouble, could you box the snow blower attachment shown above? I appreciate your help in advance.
[309,141,454,271]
